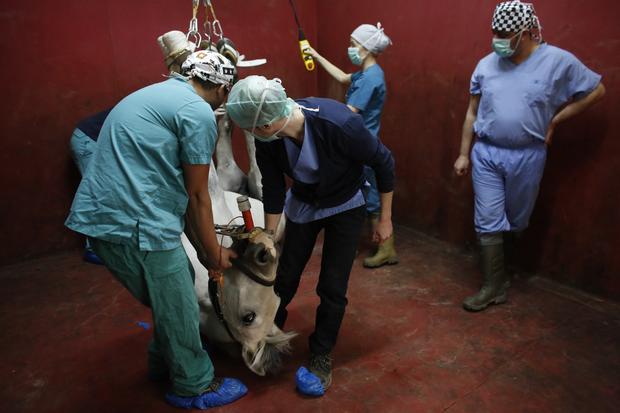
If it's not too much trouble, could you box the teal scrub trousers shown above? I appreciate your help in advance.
[92,238,214,396]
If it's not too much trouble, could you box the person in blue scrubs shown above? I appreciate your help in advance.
[454,1,605,312]
[69,108,112,265]
[65,51,248,409]
[226,76,395,396]
[306,23,398,268]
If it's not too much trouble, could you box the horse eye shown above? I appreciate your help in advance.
[242,312,256,326]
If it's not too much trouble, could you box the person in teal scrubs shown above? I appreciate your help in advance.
[306,23,398,268]
[65,50,247,410]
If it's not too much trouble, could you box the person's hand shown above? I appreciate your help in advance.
[304,45,319,59]
[200,247,238,280]
[545,121,556,146]
[214,106,227,117]
[454,155,470,176]
[372,218,393,244]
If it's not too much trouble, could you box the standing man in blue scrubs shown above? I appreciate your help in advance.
[454,1,605,312]
[306,23,398,268]
[226,76,395,396]
[65,51,248,409]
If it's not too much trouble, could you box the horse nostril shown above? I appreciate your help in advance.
[259,249,269,263]
[253,246,270,265]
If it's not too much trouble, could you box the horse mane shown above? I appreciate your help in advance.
[251,328,298,375]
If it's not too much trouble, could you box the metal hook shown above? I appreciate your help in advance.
[212,20,223,39]
[186,30,202,49]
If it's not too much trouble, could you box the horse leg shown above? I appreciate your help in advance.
[215,113,248,194]
[244,131,263,200]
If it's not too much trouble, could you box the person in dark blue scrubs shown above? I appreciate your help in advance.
[226,75,396,396]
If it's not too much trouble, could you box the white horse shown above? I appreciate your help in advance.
[183,166,294,375]
[214,111,263,200]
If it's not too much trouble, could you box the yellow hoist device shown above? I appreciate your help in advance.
[288,0,315,71]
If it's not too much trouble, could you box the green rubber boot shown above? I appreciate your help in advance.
[363,235,399,268]
[463,235,508,312]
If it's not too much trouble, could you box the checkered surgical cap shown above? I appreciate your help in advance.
[492,1,540,33]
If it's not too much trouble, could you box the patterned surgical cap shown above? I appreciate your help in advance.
[492,1,540,33]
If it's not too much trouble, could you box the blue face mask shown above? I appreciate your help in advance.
[347,47,362,66]
[492,31,523,58]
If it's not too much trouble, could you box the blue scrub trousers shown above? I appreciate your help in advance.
[472,139,547,234]
[363,166,381,215]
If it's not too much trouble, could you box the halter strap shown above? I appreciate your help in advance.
[230,257,276,287]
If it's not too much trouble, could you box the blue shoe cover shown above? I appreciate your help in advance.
[83,250,104,265]
[295,366,325,397]
[165,378,248,409]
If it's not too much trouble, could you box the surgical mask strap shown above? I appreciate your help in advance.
[297,103,319,113]
[273,107,293,137]
[251,87,271,135]
[513,29,524,51]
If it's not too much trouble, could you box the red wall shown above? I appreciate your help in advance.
[0,0,317,264]
[1,0,619,301]
[316,0,620,300]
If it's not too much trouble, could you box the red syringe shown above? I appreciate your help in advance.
[236,195,255,231]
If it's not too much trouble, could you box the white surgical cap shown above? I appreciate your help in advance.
[351,22,392,54]
[226,76,295,130]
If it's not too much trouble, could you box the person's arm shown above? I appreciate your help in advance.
[545,82,605,145]
[255,140,287,228]
[372,191,394,243]
[342,114,395,242]
[454,94,481,176]
[265,213,282,234]
[183,163,236,274]
[347,105,359,113]
[305,46,352,85]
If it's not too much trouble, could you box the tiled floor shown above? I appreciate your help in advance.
[1,226,618,412]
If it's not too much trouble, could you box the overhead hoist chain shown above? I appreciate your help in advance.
[187,0,224,49]
[187,0,202,47]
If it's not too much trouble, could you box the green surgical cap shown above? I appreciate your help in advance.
[226,75,294,130]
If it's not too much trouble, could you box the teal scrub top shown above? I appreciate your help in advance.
[65,75,217,251]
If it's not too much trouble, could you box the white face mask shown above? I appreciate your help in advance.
[251,108,294,143]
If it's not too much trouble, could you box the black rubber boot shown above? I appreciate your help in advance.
[463,235,508,312]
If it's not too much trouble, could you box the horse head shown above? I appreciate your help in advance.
[215,228,297,375]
